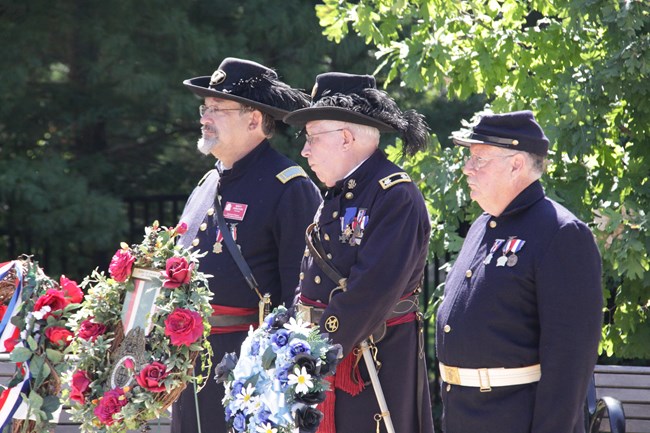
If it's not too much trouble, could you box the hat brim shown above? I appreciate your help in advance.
[283,107,396,133]
[452,134,510,150]
[183,77,289,120]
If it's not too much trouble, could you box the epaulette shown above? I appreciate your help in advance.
[379,172,411,190]
[276,166,308,184]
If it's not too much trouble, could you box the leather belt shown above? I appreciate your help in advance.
[439,362,541,392]
[297,294,419,342]
[208,313,258,327]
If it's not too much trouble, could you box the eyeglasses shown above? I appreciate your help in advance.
[199,105,241,117]
[304,128,346,145]
[464,153,516,170]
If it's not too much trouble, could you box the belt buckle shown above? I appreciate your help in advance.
[478,368,492,392]
[443,365,461,385]
[296,304,313,323]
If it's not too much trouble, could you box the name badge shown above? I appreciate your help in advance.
[223,202,248,221]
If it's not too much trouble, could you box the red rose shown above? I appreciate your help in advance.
[162,257,193,289]
[108,249,136,282]
[78,318,107,341]
[0,304,6,321]
[33,289,69,319]
[135,361,169,392]
[4,336,18,352]
[70,370,92,404]
[164,308,204,346]
[45,326,73,347]
[60,275,84,304]
[176,222,188,235]
[93,388,128,426]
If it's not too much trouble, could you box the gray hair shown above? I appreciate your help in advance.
[523,151,547,179]
[240,105,275,138]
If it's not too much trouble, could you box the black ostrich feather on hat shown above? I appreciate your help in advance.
[225,71,310,113]
[315,88,430,156]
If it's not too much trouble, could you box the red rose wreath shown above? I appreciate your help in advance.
[65,222,214,432]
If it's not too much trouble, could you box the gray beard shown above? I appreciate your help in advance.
[197,137,216,155]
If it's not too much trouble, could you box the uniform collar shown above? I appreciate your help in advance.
[496,180,545,218]
[218,139,270,183]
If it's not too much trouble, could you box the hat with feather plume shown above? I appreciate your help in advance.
[283,72,430,155]
[183,57,309,119]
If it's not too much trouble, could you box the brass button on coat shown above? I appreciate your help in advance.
[199,223,207,231]
[323,233,330,241]
[314,276,321,284]
[299,272,304,280]
[489,220,497,228]
[192,238,200,246]
[345,192,354,200]
[465,269,473,278]
[327,253,333,260]
[443,324,451,333]
[332,211,339,218]
[207,208,215,216]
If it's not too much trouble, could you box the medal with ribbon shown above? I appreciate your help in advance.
[351,208,368,245]
[213,226,224,254]
[339,207,357,243]
[496,237,526,267]
[484,239,505,265]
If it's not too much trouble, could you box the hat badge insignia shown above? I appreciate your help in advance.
[210,69,227,86]
[311,83,318,99]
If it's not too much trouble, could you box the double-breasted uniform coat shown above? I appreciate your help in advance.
[297,149,435,433]
[171,140,321,433]
[436,181,603,433]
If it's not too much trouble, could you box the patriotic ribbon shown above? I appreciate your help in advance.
[0,261,30,431]
[503,238,525,255]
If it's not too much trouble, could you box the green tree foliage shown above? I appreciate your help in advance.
[317,0,650,360]
[0,0,376,278]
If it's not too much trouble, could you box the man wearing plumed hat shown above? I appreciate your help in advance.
[172,57,322,433]
[285,72,435,433]
[436,111,603,432]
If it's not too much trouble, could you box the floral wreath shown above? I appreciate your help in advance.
[65,221,214,432]
[217,306,342,433]
[0,257,83,433]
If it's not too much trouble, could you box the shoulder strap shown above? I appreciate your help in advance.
[276,166,308,184]
[378,172,411,190]
[213,197,264,301]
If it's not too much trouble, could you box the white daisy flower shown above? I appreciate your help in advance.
[235,383,258,411]
[256,422,278,433]
[283,317,311,336]
[287,366,313,394]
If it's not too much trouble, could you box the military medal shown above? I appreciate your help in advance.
[496,237,514,267]
[484,239,505,265]
[339,207,357,244]
[213,227,224,254]
[506,238,525,267]
[496,237,526,267]
[351,208,368,245]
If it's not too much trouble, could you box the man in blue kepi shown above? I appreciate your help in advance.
[436,110,603,433]
[172,57,322,433]
[284,72,435,433]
